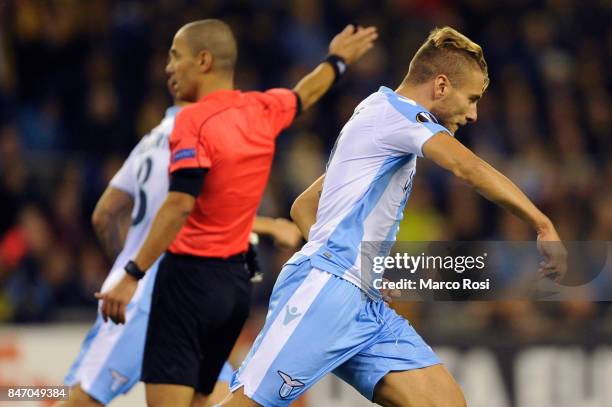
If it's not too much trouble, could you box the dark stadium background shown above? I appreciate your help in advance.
[0,1,610,406]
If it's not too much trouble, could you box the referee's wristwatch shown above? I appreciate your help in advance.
[125,260,146,280]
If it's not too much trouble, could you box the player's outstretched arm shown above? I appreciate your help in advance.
[293,25,378,111]
[253,216,302,248]
[91,186,133,261]
[290,175,325,240]
[422,133,567,281]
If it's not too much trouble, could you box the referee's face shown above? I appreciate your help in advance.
[166,32,200,102]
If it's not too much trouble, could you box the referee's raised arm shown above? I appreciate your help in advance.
[293,24,378,111]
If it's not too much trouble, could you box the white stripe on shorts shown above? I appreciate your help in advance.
[76,306,139,392]
[239,267,331,396]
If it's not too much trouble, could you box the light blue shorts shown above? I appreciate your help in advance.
[65,261,233,404]
[230,255,440,406]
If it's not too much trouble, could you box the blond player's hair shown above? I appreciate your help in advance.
[404,26,489,89]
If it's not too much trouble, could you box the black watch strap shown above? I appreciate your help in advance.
[125,260,146,280]
[324,54,347,85]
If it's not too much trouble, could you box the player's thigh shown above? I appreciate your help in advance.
[60,384,102,407]
[146,383,195,407]
[373,364,466,407]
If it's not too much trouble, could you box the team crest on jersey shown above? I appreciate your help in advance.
[415,111,439,124]
[278,371,305,399]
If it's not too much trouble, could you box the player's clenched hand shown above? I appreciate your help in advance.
[536,227,567,283]
[271,218,303,248]
[95,273,138,324]
[328,24,378,65]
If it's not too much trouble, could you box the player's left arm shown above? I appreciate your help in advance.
[422,133,567,280]
[290,175,325,240]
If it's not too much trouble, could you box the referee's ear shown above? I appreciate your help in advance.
[198,50,214,74]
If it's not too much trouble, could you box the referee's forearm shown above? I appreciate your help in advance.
[133,193,194,271]
[293,63,336,111]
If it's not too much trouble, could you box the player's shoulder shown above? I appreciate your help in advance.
[376,86,447,130]
[138,107,178,148]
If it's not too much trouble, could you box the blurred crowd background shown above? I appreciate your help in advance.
[0,0,610,343]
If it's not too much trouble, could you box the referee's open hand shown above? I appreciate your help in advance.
[95,273,138,324]
[328,24,378,65]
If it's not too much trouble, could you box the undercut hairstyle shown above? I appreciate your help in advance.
[404,26,489,89]
[180,19,237,74]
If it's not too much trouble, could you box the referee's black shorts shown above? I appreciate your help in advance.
[142,251,252,394]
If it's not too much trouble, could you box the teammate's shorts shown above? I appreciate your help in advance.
[65,259,235,404]
[142,252,251,394]
[230,254,440,406]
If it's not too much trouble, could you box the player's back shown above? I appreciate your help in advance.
[299,86,450,297]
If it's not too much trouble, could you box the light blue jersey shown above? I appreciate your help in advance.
[300,86,451,298]
[65,107,233,403]
[231,87,449,406]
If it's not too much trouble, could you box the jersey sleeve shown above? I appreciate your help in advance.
[260,88,299,135]
[168,108,212,174]
[109,142,140,196]
[376,103,452,157]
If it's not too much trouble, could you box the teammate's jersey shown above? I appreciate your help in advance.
[297,86,451,299]
[99,106,180,311]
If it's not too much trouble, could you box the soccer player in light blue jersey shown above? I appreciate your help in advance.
[222,27,566,407]
[62,81,302,407]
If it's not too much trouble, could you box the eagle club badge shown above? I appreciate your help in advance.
[109,369,128,392]
[278,371,305,399]
[415,111,439,124]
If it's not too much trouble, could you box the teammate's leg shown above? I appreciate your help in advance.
[372,365,466,407]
